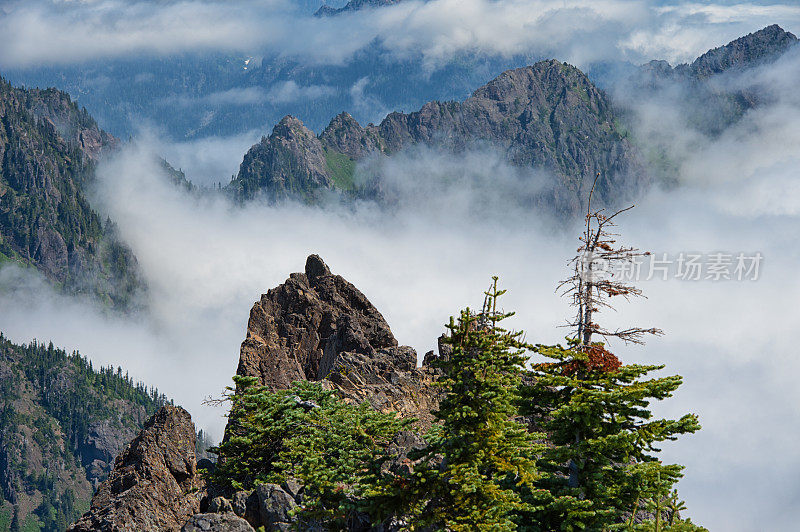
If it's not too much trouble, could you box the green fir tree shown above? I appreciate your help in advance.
[210,377,409,529]
[521,180,702,530]
[401,278,541,531]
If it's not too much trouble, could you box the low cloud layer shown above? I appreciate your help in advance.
[2,103,800,529]
[1,5,800,530]
[1,0,799,69]
[166,82,337,109]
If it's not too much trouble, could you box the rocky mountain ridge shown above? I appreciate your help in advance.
[314,0,406,17]
[626,24,798,137]
[0,75,141,307]
[229,60,644,214]
[647,24,797,81]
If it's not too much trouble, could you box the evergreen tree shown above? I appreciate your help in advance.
[211,377,409,529]
[401,278,541,531]
[521,180,702,530]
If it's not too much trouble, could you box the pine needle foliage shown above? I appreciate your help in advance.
[402,278,541,531]
[522,341,701,529]
[210,376,409,528]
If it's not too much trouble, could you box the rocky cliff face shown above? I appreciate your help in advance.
[0,75,141,308]
[681,24,797,79]
[230,28,798,209]
[68,406,202,532]
[231,116,334,202]
[236,254,440,428]
[635,25,797,86]
[228,60,643,214]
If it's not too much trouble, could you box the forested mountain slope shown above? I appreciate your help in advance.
[0,76,141,308]
[0,334,170,532]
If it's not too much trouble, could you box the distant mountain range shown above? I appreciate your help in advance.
[654,24,796,79]
[227,25,798,209]
[315,0,406,17]
[228,60,644,214]
[622,24,798,136]
[0,25,796,301]
[0,0,538,142]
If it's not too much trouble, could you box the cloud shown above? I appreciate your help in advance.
[1,4,800,530]
[348,76,390,125]
[160,83,337,111]
[4,60,800,524]
[0,138,573,438]
[1,0,799,69]
[265,81,337,104]
[157,130,263,186]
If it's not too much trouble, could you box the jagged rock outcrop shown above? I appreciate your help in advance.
[237,253,396,387]
[320,112,384,159]
[231,116,333,202]
[228,60,643,213]
[681,24,797,79]
[635,25,797,86]
[68,406,202,531]
[625,25,799,138]
[236,254,440,427]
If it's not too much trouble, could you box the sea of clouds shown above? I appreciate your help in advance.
[1,1,800,529]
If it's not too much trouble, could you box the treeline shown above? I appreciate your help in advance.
[1,335,170,448]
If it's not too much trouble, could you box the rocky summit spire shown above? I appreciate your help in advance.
[305,253,331,280]
[235,255,441,428]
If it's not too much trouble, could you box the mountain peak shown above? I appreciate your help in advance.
[687,24,798,78]
[305,254,331,280]
[230,58,642,213]
[314,0,405,17]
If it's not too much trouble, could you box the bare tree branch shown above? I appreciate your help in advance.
[565,174,663,349]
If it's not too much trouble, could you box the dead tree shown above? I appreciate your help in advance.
[559,175,663,349]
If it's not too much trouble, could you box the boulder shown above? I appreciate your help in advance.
[182,513,255,532]
[208,496,233,514]
[232,490,261,527]
[256,483,297,530]
[68,406,202,531]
